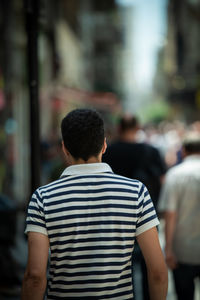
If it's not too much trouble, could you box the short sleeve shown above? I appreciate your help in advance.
[158,170,179,213]
[136,183,159,236]
[25,189,48,236]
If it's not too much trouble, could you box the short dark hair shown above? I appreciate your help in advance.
[119,115,139,132]
[61,108,105,161]
[183,132,200,154]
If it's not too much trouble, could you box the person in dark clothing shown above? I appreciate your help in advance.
[103,115,166,300]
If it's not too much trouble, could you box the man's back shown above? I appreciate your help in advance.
[26,163,159,299]
[103,141,166,208]
[22,109,168,300]
[158,155,200,264]
[103,141,144,178]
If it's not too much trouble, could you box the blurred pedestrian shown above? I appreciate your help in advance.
[158,132,200,300]
[103,115,166,209]
[103,114,166,300]
[21,108,168,300]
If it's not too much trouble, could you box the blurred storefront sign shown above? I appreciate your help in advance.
[50,86,122,114]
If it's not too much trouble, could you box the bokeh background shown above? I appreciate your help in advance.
[0,0,200,299]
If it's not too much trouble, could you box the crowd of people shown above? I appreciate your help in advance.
[103,115,200,300]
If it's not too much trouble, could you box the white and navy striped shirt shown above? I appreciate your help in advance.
[25,163,159,299]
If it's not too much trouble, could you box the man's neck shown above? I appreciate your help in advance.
[118,129,138,143]
[69,156,101,166]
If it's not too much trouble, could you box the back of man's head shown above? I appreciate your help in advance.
[61,108,105,161]
[119,115,139,132]
[182,132,200,154]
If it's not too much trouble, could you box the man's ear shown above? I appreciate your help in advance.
[62,141,69,157]
[102,138,107,154]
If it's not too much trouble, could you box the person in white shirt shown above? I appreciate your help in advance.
[158,131,200,300]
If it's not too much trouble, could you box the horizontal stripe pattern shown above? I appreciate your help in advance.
[25,169,158,299]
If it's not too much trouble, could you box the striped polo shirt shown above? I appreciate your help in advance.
[25,163,159,300]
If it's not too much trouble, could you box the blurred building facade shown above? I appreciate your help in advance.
[1,0,200,206]
[0,0,30,204]
[0,0,124,206]
[155,0,200,122]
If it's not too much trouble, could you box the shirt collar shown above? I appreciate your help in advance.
[61,163,113,177]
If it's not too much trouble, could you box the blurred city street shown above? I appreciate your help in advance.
[1,0,200,299]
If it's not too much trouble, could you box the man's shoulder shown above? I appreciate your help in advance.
[109,141,159,153]
[138,142,160,154]
[35,177,67,195]
[106,141,144,154]
[166,162,186,179]
[36,172,142,193]
[109,172,142,185]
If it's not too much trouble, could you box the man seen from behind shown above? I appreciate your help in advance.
[22,108,168,300]
[158,132,200,300]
